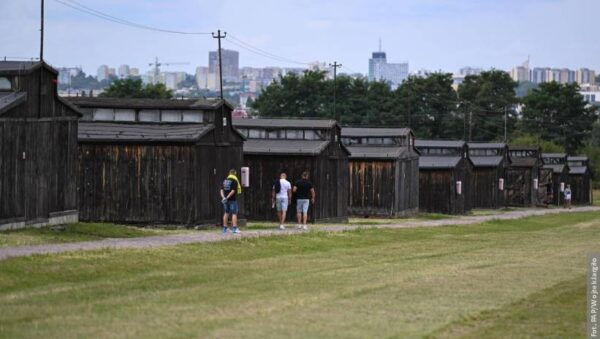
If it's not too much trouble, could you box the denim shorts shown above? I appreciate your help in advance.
[296,199,310,214]
[276,197,288,212]
[223,200,238,215]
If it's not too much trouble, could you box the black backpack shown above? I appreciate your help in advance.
[273,179,281,194]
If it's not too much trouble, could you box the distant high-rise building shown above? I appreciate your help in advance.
[531,67,547,84]
[209,49,240,83]
[195,66,209,89]
[367,40,408,87]
[118,64,131,79]
[559,68,570,84]
[373,62,409,89]
[576,68,596,85]
[511,66,530,83]
[510,58,531,83]
[459,67,483,76]
[163,72,186,90]
[57,67,82,86]
[368,52,387,81]
[130,68,140,77]
[97,65,109,82]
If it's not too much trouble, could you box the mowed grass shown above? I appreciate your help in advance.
[1,212,599,338]
[246,213,453,229]
[594,189,600,206]
[0,223,187,248]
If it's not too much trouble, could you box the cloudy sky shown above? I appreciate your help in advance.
[1,0,598,76]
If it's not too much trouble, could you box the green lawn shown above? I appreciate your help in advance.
[0,223,187,248]
[246,213,453,229]
[0,211,599,338]
[594,189,600,206]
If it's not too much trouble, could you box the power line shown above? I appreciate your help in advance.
[54,0,211,35]
[226,34,311,66]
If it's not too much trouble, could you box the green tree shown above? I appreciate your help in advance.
[510,133,565,153]
[581,120,600,187]
[521,82,598,153]
[63,71,101,90]
[100,79,173,99]
[457,70,518,142]
[396,73,458,139]
[252,71,400,125]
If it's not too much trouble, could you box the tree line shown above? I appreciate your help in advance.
[252,70,598,156]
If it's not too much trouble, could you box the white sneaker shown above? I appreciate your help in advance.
[279,224,285,230]
[296,224,302,229]
[302,225,309,230]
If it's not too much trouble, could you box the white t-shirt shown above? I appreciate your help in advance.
[276,179,292,199]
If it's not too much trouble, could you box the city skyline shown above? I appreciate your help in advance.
[2,0,600,76]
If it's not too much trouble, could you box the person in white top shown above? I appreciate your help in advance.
[272,172,292,229]
[564,184,572,209]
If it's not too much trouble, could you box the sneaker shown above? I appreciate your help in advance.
[302,225,309,230]
[222,227,228,234]
[279,224,285,230]
[232,227,240,234]
[296,224,302,229]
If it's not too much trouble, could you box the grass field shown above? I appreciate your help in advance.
[0,211,598,338]
[594,189,600,206]
[0,223,187,248]
[247,213,454,229]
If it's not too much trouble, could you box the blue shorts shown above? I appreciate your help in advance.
[296,199,310,214]
[223,200,238,215]
[276,197,288,212]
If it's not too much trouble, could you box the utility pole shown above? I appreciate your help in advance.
[504,106,508,142]
[329,61,342,122]
[39,0,45,119]
[212,30,227,100]
[468,111,473,142]
[212,29,227,226]
[40,0,44,62]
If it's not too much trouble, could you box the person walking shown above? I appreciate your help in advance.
[220,169,242,234]
[564,184,572,209]
[272,171,292,229]
[293,171,315,230]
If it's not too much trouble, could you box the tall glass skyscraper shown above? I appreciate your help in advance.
[368,51,387,81]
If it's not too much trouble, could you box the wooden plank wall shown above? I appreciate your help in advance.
[348,157,418,217]
[505,168,533,206]
[570,173,592,205]
[77,138,243,225]
[419,169,454,214]
[472,167,503,208]
[0,119,78,223]
[419,161,472,215]
[242,143,348,223]
[348,160,395,216]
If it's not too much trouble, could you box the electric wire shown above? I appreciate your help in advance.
[54,0,211,35]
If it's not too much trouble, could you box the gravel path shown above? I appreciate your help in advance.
[1,206,598,261]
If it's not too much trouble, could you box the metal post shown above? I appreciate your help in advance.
[212,30,227,100]
[40,0,44,62]
[329,61,342,122]
[504,106,508,142]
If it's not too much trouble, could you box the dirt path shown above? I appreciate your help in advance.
[1,206,598,261]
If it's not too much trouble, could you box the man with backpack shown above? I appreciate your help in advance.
[220,169,242,234]
[293,171,316,230]
[272,171,292,229]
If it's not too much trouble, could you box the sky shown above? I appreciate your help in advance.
[1,0,598,76]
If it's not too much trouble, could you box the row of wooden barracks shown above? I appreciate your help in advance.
[0,61,594,229]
